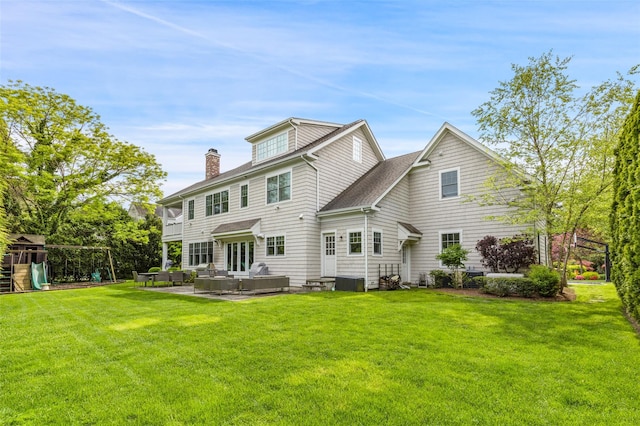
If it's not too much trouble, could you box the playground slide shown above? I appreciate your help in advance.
[31,262,48,290]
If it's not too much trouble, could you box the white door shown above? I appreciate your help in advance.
[225,241,254,276]
[401,245,410,283]
[322,233,336,277]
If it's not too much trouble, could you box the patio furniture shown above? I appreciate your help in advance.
[240,276,289,294]
[155,270,172,286]
[132,271,152,287]
[169,270,188,286]
[194,277,240,295]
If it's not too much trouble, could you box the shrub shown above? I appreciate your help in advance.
[476,235,537,273]
[574,275,585,280]
[429,270,450,288]
[148,266,161,273]
[481,278,514,297]
[528,265,561,297]
[582,271,600,280]
[475,276,535,297]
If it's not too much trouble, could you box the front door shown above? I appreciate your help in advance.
[322,233,336,277]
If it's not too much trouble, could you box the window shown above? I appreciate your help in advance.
[266,236,285,256]
[205,190,229,216]
[240,184,248,208]
[440,169,459,199]
[349,231,362,255]
[353,136,362,163]
[440,232,461,251]
[256,132,288,161]
[187,199,195,220]
[188,241,214,266]
[267,171,291,204]
[373,230,382,255]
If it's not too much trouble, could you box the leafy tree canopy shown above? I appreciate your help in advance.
[0,80,166,242]
[472,51,637,280]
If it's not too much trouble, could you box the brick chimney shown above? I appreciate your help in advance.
[205,148,221,180]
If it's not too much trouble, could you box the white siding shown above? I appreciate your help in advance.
[296,124,341,149]
[366,176,411,286]
[314,127,380,209]
[409,131,529,277]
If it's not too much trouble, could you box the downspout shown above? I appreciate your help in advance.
[362,207,369,292]
[289,118,299,151]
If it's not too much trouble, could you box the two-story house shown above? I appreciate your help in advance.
[158,118,544,289]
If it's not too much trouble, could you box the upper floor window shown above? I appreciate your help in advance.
[240,184,248,208]
[187,199,195,220]
[267,171,291,204]
[266,235,285,256]
[349,231,363,255]
[353,136,362,163]
[205,190,229,216]
[373,230,382,255]
[256,132,288,162]
[440,169,459,199]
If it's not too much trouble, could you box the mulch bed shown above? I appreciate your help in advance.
[427,286,576,302]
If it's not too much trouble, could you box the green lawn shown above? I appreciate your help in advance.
[1,283,638,425]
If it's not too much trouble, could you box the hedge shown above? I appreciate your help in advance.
[611,91,640,321]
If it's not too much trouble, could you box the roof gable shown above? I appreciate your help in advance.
[415,122,502,166]
[159,119,381,205]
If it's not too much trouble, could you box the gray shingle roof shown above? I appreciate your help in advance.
[159,120,365,204]
[320,151,422,212]
[398,222,423,235]
[212,218,261,235]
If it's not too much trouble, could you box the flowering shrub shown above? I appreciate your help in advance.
[582,271,600,280]
[574,275,585,280]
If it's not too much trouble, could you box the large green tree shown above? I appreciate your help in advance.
[610,91,640,321]
[0,81,166,243]
[472,52,637,286]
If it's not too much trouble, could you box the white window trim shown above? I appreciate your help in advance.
[186,198,195,221]
[240,183,249,209]
[265,234,286,257]
[372,228,383,256]
[347,228,364,256]
[438,230,463,267]
[265,168,293,205]
[256,131,288,163]
[205,188,230,217]
[353,136,362,163]
[439,167,460,200]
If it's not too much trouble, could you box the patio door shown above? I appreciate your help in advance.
[226,241,254,275]
[322,233,336,277]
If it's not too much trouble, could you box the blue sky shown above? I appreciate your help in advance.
[2,0,639,197]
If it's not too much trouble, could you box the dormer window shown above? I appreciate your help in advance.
[256,132,288,161]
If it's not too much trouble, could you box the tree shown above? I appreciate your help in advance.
[610,90,640,321]
[436,244,469,288]
[0,81,166,242]
[476,234,536,273]
[472,52,637,287]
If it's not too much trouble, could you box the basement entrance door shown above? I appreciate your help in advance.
[322,233,336,277]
